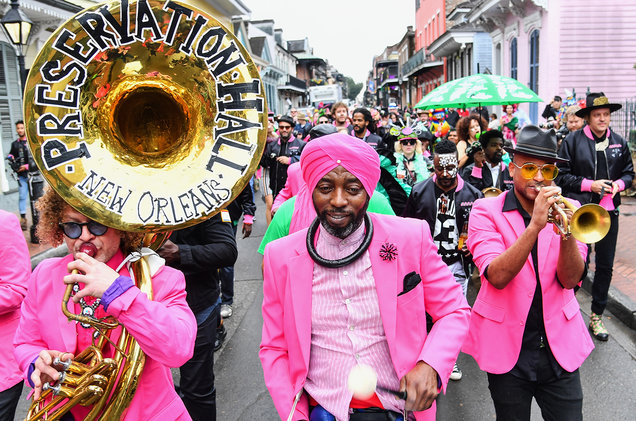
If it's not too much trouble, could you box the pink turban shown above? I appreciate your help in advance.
[289,134,380,234]
[300,133,380,195]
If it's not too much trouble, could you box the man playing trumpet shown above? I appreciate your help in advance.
[464,126,592,421]
[13,188,197,420]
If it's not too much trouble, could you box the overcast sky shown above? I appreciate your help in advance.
[245,0,415,84]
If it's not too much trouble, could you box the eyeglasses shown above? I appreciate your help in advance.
[278,125,292,130]
[400,138,417,146]
[59,220,108,239]
[512,162,559,180]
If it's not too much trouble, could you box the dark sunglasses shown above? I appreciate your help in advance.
[400,138,417,146]
[59,220,108,239]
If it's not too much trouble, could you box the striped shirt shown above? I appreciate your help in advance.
[303,223,402,421]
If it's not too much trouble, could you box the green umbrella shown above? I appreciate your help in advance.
[414,74,543,110]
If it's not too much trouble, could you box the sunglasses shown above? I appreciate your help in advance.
[278,125,292,130]
[59,220,108,239]
[400,138,417,146]
[512,163,559,180]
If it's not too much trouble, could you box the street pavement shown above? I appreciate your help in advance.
[13,199,636,420]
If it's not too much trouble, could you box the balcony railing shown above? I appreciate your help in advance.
[287,75,307,90]
[401,48,436,78]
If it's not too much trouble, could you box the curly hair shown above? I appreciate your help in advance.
[36,187,143,254]
[456,114,488,142]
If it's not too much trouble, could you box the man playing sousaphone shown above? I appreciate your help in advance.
[13,188,197,420]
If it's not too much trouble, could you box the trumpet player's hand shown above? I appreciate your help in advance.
[64,252,119,300]
[31,350,74,400]
[530,185,562,231]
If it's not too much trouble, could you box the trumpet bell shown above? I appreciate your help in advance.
[570,204,611,244]
[482,187,503,198]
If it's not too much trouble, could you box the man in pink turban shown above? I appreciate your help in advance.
[259,133,471,421]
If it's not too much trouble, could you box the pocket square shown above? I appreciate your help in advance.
[399,271,421,296]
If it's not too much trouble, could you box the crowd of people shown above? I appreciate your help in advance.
[1,92,633,421]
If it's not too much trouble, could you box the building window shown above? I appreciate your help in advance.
[510,37,518,79]
[529,30,539,93]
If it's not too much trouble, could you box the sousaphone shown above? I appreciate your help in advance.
[23,0,267,419]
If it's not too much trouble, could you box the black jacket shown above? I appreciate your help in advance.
[168,214,238,314]
[556,128,634,208]
[260,136,306,198]
[8,139,37,175]
[403,176,484,236]
[462,161,514,193]
[226,184,256,224]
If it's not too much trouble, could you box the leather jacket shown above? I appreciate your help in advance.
[556,127,634,207]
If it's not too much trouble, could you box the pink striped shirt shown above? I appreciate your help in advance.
[304,223,402,421]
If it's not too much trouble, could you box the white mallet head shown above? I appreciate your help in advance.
[347,364,377,400]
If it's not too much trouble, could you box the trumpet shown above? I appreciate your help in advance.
[535,186,611,243]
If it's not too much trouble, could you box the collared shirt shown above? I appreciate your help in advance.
[304,223,402,421]
[502,190,563,381]
[485,161,502,188]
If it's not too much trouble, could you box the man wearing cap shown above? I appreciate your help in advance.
[465,125,592,420]
[556,93,634,341]
[261,114,306,198]
[463,130,514,194]
[260,133,470,421]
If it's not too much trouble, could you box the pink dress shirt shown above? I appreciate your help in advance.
[304,224,401,420]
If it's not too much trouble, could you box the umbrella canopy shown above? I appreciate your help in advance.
[414,74,543,110]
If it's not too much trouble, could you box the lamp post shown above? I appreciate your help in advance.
[1,0,33,91]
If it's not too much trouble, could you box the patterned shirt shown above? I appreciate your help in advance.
[303,223,402,420]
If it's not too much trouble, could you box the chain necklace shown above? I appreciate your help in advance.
[72,283,101,329]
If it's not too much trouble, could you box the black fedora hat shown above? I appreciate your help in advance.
[575,92,622,118]
[504,125,568,163]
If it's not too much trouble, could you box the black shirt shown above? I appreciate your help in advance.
[502,190,563,381]
[433,185,460,264]
[168,214,238,314]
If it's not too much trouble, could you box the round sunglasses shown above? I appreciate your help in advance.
[59,220,109,239]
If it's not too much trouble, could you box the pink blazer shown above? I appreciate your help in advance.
[272,162,303,212]
[13,251,196,420]
[260,213,471,420]
[464,192,593,374]
[0,210,30,391]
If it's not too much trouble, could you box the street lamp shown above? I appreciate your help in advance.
[1,0,32,90]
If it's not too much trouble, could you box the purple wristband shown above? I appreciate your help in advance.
[101,276,134,311]
[27,356,38,387]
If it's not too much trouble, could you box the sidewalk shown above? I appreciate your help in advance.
[584,195,636,329]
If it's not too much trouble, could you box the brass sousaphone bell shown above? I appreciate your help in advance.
[23,0,267,419]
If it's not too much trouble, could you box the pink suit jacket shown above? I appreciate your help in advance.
[464,192,593,374]
[13,251,196,420]
[260,213,471,420]
[272,162,303,212]
[0,210,30,391]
